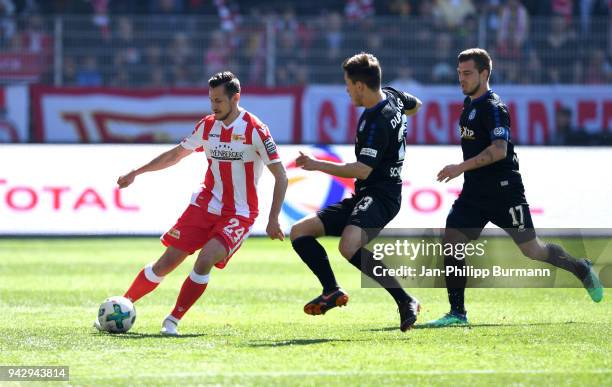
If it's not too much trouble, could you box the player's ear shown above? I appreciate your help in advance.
[355,81,364,93]
[483,69,490,82]
[232,92,240,104]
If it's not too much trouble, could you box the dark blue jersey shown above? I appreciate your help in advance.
[354,86,418,194]
[460,90,522,188]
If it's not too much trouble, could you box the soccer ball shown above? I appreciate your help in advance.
[97,296,136,333]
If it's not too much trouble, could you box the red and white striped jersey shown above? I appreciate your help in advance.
[181,109,280,219]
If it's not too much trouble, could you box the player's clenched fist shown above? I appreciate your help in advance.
[117,171,137,188]
[266,218,285,241]
[295,151,319,171]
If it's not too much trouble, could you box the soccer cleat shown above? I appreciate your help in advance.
[579,259,603,303]
[422,311,469,328]
[398,299,421,332]
[160,317,180,336]
[303,288,349,316]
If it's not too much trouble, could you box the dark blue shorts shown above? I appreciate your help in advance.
[446,181,536,244]
[317,189,401,242]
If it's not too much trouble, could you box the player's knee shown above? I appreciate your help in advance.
[289,224,304,242]
[290,221,314,242]
[338,241,359,260]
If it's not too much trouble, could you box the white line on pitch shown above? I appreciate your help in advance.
[84,369,612,379]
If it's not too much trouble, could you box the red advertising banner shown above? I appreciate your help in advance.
[0,53,47,82]
[31,86,302,143]
[302,85,612,145]
[30,85,611,144]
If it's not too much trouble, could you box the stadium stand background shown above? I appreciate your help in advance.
[0,0,609,145]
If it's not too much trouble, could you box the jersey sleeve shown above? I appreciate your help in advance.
[356,118,388,168]
[383,86,418,113]
[399,91,419,112]
[485,103,511,142]
[252,124,281,165]
[181,118,207,152]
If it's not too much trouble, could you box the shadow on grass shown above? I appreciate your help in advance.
[366,321,582,332]
[246,338,338,347]
[90,331,207,339]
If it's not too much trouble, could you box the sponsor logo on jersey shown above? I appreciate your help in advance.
[232,134,245,141]
[263,137,277,156]
[460,126,475,140]
[493,127,506,137]
[468,109,477,120]
[389,166,402,177]
[211,144,244,160]
[209,133,220,138]
[360,147,378,158]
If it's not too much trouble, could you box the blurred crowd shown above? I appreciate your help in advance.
[0,0,609,88]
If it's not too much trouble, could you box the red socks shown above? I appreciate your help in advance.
[124,264,164,302]
[170,271,210,320]
[124,264,209,322]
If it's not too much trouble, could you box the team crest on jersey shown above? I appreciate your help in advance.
[358,120,366,133]
[468,109,477,120]
[231,134,245,141]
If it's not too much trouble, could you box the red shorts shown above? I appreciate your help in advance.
[161,204,255,269]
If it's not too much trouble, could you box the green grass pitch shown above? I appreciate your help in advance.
[0,237,610,386]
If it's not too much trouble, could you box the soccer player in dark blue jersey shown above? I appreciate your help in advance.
[426,48,603,327]
[290,52,423,331]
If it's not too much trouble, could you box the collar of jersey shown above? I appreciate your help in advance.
[364,95,389,113]
[469,89,493,106]
[221,109,245,129]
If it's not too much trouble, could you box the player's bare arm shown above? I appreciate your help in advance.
[296,151,373,180]
[266,161,288,241]
[117,145,193,189]
[437,139,507,183]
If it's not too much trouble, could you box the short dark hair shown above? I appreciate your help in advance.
[458,48,492,79]
[342,52,381,90]
[208,71,240,98]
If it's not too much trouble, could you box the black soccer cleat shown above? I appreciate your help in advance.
[398,299,421,332]
[304,288,349,316]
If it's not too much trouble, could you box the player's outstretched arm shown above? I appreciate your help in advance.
[266,161,288,241]
[437,139,507,183]
[117,145,193,189]
[296,151,372,179]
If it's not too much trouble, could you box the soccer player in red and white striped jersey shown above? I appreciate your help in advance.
[114,72,287,336]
